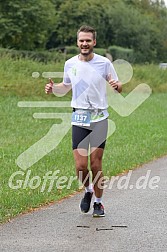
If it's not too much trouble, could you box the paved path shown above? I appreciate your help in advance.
[1,156,167,252]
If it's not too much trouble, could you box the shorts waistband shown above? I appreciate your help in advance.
[72,108,104,113]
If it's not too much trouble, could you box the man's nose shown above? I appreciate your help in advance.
[83,40,88,45]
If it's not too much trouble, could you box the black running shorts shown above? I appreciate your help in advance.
[72,119,108,150]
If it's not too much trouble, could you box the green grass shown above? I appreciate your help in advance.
[0,55,167,223]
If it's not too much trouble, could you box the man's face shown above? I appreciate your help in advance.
[77,32,96,56]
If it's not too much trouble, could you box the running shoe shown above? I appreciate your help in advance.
[80,192,93,213]
[93,202,105,217]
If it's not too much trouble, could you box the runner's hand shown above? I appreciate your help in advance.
[107,73,119,91]
[45,79,54,94]
[45,83,53,94]
[108,78,119,91]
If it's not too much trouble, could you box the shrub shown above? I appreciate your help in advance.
[94,48,107,56]
[0,48,63,63]
[65,46,79,54]
[108,45,134,63]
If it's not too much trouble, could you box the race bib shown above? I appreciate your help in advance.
[72,110,91,126]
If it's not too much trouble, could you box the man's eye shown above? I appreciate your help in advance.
[79,40,92,43]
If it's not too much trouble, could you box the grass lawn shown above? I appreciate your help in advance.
[0,55,167,223]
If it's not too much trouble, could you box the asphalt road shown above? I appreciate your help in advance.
[1,156,167,252]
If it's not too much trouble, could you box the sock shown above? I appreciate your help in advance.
[94,197,102,204]
[85,183,94,193]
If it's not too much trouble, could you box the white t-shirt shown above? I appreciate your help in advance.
[63,53,118,122]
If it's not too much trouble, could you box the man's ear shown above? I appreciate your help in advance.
[93,39,96,46]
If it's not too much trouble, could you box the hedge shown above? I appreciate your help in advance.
[0,48,63,63]
[108,45,134,63]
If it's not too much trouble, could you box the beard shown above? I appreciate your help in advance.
[80,47,93,56]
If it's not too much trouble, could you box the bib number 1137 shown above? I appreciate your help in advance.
[72,110,91,126]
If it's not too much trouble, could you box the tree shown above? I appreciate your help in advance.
[106,1,167,62]
[0,0,166,62]
[46,0,110,48]
[0,0,56,50]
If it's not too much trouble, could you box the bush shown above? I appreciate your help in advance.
[94,48,107,56]
[65,53,77,60]
[65,46,79,54]
[108,45,134,63]
[0,48,63,63]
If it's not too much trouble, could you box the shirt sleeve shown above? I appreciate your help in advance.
[63,61,71,85]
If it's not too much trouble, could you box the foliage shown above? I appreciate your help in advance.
[94,48,107,56]
[0,0,56,50]
[108,45,134,62]
[0,0,167,62]
[0,47,63,63]
[65,46,79,54]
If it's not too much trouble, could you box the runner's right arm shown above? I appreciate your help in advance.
[45,82,71,95]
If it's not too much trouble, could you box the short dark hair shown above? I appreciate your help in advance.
[77,25,97,40]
